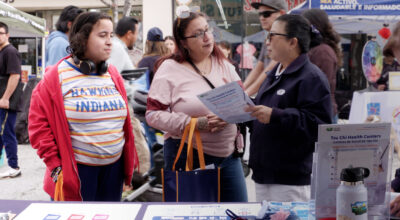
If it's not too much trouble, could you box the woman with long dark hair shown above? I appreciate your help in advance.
[146,11,247,202]
[302,8,342,122]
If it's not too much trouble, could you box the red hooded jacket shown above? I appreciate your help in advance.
[28,57,138,201]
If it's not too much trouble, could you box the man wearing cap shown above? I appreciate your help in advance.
[108,17,139,73]
[243,0,286,96]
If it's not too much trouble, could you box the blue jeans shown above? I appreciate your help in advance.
[77,157,124,201]
[0,109,18,169]
[332,114,339,124]
[164,138,248,202]
[142,122,157,167]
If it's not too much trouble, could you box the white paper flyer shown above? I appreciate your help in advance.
[197,81,255,123]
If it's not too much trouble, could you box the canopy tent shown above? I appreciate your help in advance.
[0,2,45,37]
[210,21,241,43]
[244,30,267,44]
[210,22,268,44]
[290,0,400,34]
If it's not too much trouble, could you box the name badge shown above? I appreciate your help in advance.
[277,89,285,95]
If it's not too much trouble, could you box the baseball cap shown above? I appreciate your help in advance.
[251,0,288,11]
[147,27,164,42]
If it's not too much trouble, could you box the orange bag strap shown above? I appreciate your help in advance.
[194,129,206,169]
[172,120,190,171]
[54,171,64,201]
[172,118,206,171]
[185,118,197,171]
[185,118,206,171]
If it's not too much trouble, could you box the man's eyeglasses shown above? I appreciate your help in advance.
[184,27,214,39]
[258,10,278,18]
[266,32,289,41]
[0,32,7,35]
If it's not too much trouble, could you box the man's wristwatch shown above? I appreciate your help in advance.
[51,166,62,183]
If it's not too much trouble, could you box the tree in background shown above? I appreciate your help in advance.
[100,0,132,25]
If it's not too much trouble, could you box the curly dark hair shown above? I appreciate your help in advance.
[69,12,112,60]
[302,9,343,66]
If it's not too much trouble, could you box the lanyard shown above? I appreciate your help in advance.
[187,58,215,89]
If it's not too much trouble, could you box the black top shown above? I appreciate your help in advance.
[250,54,332,185]
[376,60,400,90]
[0,44,21,76]
[138,55,160,85]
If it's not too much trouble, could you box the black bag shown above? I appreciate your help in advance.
[15,77,41,143]
[0,76,24,112]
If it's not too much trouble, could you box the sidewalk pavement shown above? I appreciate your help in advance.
[0,144,257,201]
[0,144,48,200]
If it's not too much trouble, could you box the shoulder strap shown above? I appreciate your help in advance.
[172,118,206,171]
[187,58,215,89]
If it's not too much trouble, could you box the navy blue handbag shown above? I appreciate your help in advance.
[162,118,221,202]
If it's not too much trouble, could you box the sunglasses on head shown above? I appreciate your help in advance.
[258,10,278,18]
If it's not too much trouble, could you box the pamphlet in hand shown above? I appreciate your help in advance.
[197,81,255,123]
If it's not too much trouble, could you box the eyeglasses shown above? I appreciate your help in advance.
[266,32,289,41]
[184,27,214,39]
[0,32,6,35]
[258,10,278,18]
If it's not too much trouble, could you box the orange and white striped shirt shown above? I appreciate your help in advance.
[59,60,127,165]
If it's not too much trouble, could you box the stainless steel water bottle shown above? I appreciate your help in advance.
[336,167,370,220]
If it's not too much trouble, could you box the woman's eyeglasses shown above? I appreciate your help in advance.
[184,27,214,39]
[258,10,278,18]
[266,32,289,41]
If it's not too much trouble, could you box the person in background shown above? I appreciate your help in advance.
[137,27,169,162]
[138,27,169,84]
[376,54,400,91]
[244,0,286,96]
[381,21,400,217]
[45,5,83,67]
[107,17,150,174]
[28,12,138,201]
[164,35,176,55]
[146,11,248,202]
[302,8,342,123]
[217,41,240,75]
[245,14,332,202]
[108,17,139,73]
[0,22,22,178]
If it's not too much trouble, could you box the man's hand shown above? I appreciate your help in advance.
[245,105,272,124]
[0,73,20,109]
[0,99,9,109]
